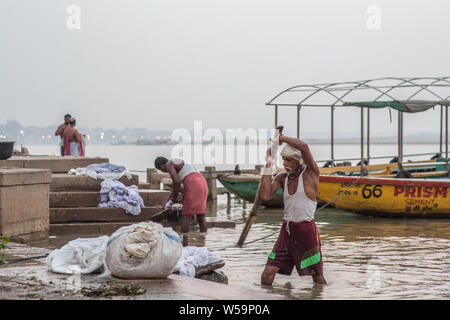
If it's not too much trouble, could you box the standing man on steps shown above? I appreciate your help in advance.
[55,114,71,156]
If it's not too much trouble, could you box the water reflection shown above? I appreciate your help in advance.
[205,195,450,300]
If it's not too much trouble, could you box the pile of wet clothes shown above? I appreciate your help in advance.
[68,162,132,180]
[99,179,144,216]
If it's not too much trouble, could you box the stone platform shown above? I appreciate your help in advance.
[0,156,109,173]
[0,168,52,243]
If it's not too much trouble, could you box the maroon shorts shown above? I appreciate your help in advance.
[266,220,323,276]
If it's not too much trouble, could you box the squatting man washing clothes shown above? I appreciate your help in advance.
[154,157,209,236]
[260,132,327,285]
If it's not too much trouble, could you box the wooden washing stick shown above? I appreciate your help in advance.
[236,126,283,247]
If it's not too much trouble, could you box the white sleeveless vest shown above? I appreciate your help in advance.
[283,167,317,223]
[172,158,199,182]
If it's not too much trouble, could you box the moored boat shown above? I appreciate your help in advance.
[317,175,450,218]
[218,174,283,208]
[220,77,450,216]
[218,158,448,208]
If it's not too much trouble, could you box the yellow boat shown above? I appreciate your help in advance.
[317,175,450,218]
[218,157,448,204]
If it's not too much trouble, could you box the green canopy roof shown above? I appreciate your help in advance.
[343,100,450,113]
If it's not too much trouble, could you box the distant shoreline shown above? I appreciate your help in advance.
[22,140,443,146]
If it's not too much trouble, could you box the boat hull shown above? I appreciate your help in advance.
[219,173,450,217]
[219,177,283,208]
[317,175,450,218]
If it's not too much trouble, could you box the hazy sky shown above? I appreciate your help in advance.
[1,0,449,137]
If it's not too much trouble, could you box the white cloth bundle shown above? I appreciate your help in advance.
[173,246,223,277]
[106,222,182,279]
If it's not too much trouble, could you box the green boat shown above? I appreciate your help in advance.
[218,174,284,208]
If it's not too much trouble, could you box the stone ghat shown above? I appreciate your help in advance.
[48,172,174,229]
[50,173,140,191]
[0,156,109,173]
[46,163,235,237]
[0,156,236,242]
[50,190,169,207]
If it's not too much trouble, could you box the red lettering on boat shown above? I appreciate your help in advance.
[423,186,433,198]
[416,186,422,198]
[394,186,404,197]
[433,187,448,198]
[404,187,416,198]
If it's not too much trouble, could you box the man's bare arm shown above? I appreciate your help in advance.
[280,135,320,176]
[167,162,181,202]
[55,124,64,137]
[260,173,285,201]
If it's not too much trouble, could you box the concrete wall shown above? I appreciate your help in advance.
[0,168,52,243]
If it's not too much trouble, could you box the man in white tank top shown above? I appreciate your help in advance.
[260,133,327,285]
[154,157,208,239]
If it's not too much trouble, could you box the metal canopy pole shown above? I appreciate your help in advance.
[440,106,443,154]
[446,106,449,171]
[360,107,364,173]
[331,106,335,161]
[297,105,301,138]
[367,108,370,163]
[275,105,278,128]
[398,111,404,171]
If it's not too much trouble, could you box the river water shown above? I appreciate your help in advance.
[29,143,450,299]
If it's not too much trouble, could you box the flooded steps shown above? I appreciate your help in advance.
[41,159,236,238]
[50,219,236,236]
[50,173,139,191]
[49,189,170,207]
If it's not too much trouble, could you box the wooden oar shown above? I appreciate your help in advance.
[236,126,283,248]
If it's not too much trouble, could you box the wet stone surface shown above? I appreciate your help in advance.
[0,242,286,300]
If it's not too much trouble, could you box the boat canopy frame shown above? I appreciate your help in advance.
[266,77,449,173]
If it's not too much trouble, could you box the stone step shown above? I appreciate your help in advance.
[50,206,167,223]
[50,191,100,207]
[138,182,152,189]
[50,220,236,236]
[50,173,139,191]
[49,190,170,207]
[0,156,109,173]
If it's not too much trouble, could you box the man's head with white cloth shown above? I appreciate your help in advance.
[281,144,305,174]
